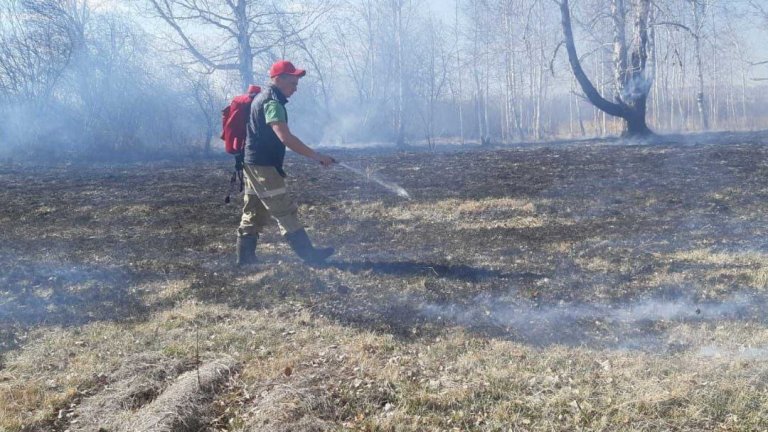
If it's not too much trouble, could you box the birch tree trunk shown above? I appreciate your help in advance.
[558,0,653,136]
[234,0,253,92]
[454,0,465,145]
[483,52,491,145]
[691,0,708,130]
[393,0,406,147]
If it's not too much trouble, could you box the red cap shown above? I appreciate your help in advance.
[247,84,261,94]
[269,60,306,78]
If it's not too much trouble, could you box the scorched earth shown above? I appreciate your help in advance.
[2,131,768,431]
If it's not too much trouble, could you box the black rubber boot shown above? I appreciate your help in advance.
[236,234,258,266]
[284,228,334,264]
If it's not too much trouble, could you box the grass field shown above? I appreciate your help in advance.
[2,132,768,431]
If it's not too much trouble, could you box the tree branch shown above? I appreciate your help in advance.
[147,0,237,71]
[558,0,625,117]
[651,21,694,36]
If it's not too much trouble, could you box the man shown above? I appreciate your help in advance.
[236,60,336,266]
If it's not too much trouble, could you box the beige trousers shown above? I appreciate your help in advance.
[238,165,302,237]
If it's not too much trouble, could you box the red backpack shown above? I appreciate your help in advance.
[221,85,261,154]
[222,85,260,203]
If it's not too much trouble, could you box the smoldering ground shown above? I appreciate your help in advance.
[213,136,768,346]
[4,133,768,354]
[417,290,767,351]
[5,132,768,430]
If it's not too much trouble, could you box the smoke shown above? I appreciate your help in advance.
[319,112,366,147]
[415,290,763,350]
[312,108,407,148]
[699,345,768,360]
[0,253,144,327]
[0,6,213,161]
[620,74,653,103]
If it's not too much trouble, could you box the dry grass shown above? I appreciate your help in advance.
[4,303,768,430]
[3,133,768,430]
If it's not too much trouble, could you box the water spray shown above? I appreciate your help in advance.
[337,162,411,199]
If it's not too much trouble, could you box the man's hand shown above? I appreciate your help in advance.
[315,153,336,168]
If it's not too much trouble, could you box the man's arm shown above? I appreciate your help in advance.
[271,122,335,166]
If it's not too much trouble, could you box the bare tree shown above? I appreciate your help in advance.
[144,0,329,92]
[412,14,450,150]
[690,0,709,130]
[748,0,768,80]
[0,0,73,101]
[465,0,493,145]
[21,0,89,65]
[391,0,407,146]
[654,0,713,130]
[557,0,654,136]
[0,0,75,149]
[749,0,768,24]
[190,74,220,154]
[330,0,381,131]
[448,0,466,145]
[500,0,525,141]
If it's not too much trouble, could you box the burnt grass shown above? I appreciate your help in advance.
[3,131,768,357]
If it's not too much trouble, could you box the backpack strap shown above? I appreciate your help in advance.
[224,151,245,204]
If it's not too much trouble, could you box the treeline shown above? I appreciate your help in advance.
[0,0,218,159]
[1,0,767,158]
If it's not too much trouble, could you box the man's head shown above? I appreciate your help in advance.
[269,60,305,98]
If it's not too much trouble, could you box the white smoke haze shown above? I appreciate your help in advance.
[319,112,367,147]
[3,0,768,158]
[0,1,218,161]
[0,255,143,326]
[415,289,764,351]
[620,74,653,102]
[699,345,768,361]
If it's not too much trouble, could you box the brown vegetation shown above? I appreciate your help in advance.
[2,132,768,430]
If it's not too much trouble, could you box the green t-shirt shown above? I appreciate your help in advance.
[264,100,287,124]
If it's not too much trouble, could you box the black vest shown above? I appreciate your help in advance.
[245,85,288,175]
